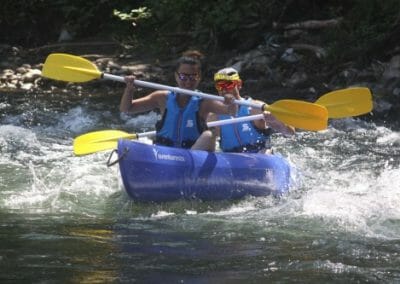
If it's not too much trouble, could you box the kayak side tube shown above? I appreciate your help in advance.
[117,140,291,202]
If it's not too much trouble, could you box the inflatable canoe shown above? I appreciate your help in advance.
[117,140,291,202]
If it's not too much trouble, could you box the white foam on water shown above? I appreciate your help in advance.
[3,153,122,215]
[203,201,258,216]
[376,128,400,145]
[2,106,400,242]
[151,211,176,218]
[0,123,121,215]
[57,106,102,134]
[299,165,400,237]
[0,107,168,216]
[121,111,159,131]
[286,122,400,239]
[189,120,400,240]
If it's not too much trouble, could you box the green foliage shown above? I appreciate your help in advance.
[1,0,399,65]
[113,0,287,51]
[113,7,151,22]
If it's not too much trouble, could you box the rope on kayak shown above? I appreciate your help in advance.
[106,147,129,167]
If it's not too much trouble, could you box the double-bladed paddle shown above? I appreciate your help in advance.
[72,87,373,156]
[42,53,373,156]
[315,87,372,118]
[73,113,278,156]
[73,84,373,156]
[42,53,328,131]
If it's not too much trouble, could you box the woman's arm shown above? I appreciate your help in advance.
[120,76,168,114]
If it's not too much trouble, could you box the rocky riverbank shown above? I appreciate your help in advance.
[1,40,399,129]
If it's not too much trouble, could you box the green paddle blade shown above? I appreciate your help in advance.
[73,130,137,156]
[265,100,328,131]
[316,87,373,118]
[42,53,102,82]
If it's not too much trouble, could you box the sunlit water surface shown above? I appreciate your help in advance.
[1,92,399,282]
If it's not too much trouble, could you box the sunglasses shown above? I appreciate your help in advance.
[215,81,238,92]
[176,72,200,82]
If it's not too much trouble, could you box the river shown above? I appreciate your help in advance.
[1,90,399,283]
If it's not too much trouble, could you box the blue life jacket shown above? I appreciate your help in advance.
[218,98,271,153]
[155,92,206,148]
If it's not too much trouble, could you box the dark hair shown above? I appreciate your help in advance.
[175,50,205,72]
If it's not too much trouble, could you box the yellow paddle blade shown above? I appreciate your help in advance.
[265,100,328,131]
[42,53,102,82]
[73,130,137,156]
[316,87,373,118]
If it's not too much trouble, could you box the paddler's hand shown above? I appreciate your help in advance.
[120,75,136,113]
[124,75,136,92]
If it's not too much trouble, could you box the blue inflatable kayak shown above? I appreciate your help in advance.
[117,140,291,202]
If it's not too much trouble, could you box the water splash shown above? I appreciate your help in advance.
[1,103,400,240]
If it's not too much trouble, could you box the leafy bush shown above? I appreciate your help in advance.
[1,0,399,66]
[112,0,293,52]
